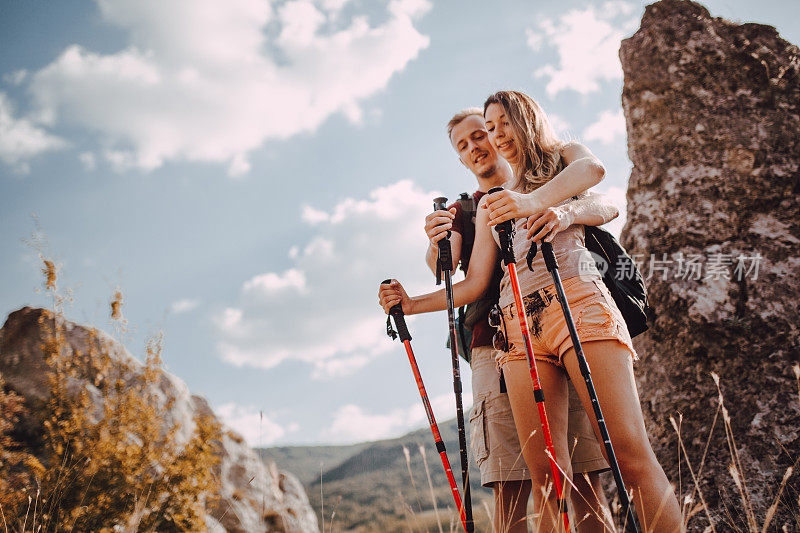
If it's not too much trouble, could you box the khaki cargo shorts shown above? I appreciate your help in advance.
[469,346,608,487]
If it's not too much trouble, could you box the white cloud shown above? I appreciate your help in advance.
[602,0,637,18]
[3,70,28,85]
[219,307,245,333]
[329,404,407,442]
[327,390,472,443]
[319,0,352,12]
[214,180,440,378]
[169,298,200,314]
[215,403,292,446]
[278,1,326,48]
[25,0,431,176]
[526,3,640,97]
[301,205,330,224]
[104,149,139,173]
[0,92,65,173]
[582,108,626,144]
[79,151,97,170]
[389,0,431,18]
[243,268,307,295]
[311,354,370,380]
[525,27,545,52]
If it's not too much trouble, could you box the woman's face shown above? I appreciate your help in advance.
[484,102,518,163]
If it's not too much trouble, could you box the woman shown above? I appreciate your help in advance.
[379,91,681,531]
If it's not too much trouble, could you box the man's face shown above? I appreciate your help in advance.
[449,115,500,179]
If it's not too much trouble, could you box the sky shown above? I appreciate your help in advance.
[2,0,799,447]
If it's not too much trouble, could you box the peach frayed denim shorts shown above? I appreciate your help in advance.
[496,276,637,369]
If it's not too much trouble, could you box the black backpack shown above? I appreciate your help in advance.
[583,225,653,338]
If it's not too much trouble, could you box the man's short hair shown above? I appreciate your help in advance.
[446,107,483,139]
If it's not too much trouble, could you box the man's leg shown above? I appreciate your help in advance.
[493,480,531,533]
[571,471,610,533]
[470,347,533,532]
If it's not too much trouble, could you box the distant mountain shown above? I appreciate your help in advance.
[259,418,495,532]
[258,442,370,485]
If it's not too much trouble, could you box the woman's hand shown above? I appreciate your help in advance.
[424,207,456,245]
[378,279,414,315]
[524,206,575,242]
[483,189,544,226]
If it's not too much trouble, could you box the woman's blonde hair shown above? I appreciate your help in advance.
[483,90,565,193]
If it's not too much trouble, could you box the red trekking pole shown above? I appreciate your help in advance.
[382,280,468,533]
[487,187,571,532]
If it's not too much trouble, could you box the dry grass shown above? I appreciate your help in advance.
[666,370,800,533]
[0,258,225,532]
[419,443,445,533]
[313,367,799,533]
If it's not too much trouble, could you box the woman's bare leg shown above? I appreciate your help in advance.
[503,359,571,532]
[563,340,682,532]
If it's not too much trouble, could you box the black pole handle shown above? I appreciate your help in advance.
[487,187,516,265]
[381,279,412,342]
[433,197,453,283]
[433,197,451,238]
[541,241,558,271]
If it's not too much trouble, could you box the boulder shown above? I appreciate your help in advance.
[0,307,319,532]
[620,0,800,530]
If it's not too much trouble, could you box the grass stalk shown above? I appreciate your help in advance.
[712,372,758,531]
[761,465,794,533]
[418,443,444,533]
[670,413,718,533]
[320,463,324,533]
[402,445,424,513]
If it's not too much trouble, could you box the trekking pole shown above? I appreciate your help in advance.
[382,279,468,533]
[432,197,474,533]
[528,241,641,533]
[488,186,571,533]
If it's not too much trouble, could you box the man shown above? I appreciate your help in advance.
[425,108,617,532]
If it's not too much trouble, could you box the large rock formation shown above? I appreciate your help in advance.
[620,0,800,530]
[0,307,319,533]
